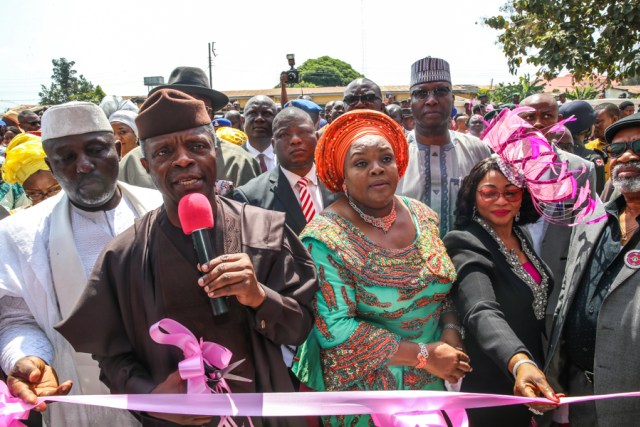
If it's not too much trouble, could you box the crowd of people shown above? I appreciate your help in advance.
[0,56,639,427]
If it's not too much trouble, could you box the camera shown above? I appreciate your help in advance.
[286,69,300,84]
[284,53,300,85]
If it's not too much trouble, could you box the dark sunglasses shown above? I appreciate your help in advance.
[343,93,380,106]
[411,87,451,100]
[604,140,640,158]
[477,188,523,202]
[25,120,40,126]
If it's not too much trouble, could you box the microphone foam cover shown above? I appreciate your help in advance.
[178,193,214,235]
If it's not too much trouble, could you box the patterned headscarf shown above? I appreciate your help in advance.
[315,109,408,193]
[2,134,49,185]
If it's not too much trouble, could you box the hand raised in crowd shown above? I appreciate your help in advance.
[147,370,213,426]
[424,342,472,384]
[8,356,72,412]
[280,71,288,86]
[198,253,266,309]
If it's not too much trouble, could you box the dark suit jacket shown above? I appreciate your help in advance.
[232,167,339,236]
[546,196,640,426]
[444,222,553,426]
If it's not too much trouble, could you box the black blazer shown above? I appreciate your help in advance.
[232,167,339,235]
[443,222,553,427]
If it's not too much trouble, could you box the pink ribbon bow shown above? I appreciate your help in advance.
[149,318,248,394]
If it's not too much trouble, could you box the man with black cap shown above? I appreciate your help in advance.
[0,101,162,426]
[547,113,640,426]
[396,56,491,236]
[57,89,317,427]
[119,67,260,189]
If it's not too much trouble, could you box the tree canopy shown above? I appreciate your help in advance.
[278,56,364,88]
[484,0,640,82]
[487,74,546,104]
[39,58,106,105]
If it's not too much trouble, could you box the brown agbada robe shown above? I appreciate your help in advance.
[56,197,317,427]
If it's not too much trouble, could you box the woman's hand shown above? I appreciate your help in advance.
[440,328,464,352]
[423,341,472,384]
[513,362,561,413]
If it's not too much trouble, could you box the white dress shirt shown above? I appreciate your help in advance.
[246,142,277,172]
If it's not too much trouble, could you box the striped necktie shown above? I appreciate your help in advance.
[297,177,316,223]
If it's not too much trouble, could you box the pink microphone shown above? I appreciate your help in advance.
[178,193,228,316]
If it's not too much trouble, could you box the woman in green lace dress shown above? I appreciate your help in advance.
[293,110,471,426]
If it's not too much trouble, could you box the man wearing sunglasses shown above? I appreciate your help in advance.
[547,112,640,426]
[17,110,41,133]
[342,77,385,113]
[396,56,491,237]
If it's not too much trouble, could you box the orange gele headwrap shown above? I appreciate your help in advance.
[315,109,408,193]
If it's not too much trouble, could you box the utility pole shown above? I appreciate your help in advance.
[208,42,217,88]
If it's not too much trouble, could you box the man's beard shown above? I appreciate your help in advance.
[612,161,640,193]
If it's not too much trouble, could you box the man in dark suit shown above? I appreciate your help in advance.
[519,94,597,334]
[546,113,640,426]
[233,107,338,236]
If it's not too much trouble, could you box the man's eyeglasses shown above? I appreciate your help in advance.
[25,184,62,202]
[604,140,640,158]
[411,87,452,100]
[23,120,40,126]
[343,93,380,106]
[477,188,523,202]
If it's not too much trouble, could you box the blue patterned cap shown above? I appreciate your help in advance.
[410,57,451,87]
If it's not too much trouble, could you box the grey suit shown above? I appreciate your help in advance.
[533,148,597,333]
[232,167,338,236]
[546,196,640,426]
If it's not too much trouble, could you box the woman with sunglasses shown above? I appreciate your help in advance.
[443,155,560,426]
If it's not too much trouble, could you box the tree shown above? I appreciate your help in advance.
[277,56,364,88]
[489,74,546,104]
[483,1,640,82]
[39,58,105,105]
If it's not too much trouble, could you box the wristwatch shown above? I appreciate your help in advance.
[415,342,429,369]
[443,323,465,339]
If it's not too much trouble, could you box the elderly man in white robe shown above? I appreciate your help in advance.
[396,57,491,236]
[0,101,162,426]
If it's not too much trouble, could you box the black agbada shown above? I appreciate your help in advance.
[57,197,317,427]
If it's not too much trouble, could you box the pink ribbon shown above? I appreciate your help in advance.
[149,318,253,426]
[0,381,31,427]
[149,318,237,394]
[3,388,640,427]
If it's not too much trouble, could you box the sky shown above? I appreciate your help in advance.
[0,0,535,112]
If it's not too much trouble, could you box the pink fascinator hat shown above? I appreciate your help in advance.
[482,107,605,225]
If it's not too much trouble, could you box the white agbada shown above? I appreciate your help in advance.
[397,130,491,236]
[0,182,162,427]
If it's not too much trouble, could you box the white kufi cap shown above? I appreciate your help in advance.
[41,101,113,142]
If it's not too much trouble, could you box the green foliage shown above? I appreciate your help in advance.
[565,86,598,100]
[39,58,104,105]
[489,74,546,104]
[284,56,364,88]
[483,0,640,82]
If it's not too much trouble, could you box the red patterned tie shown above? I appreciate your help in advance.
[297,177,316,223]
